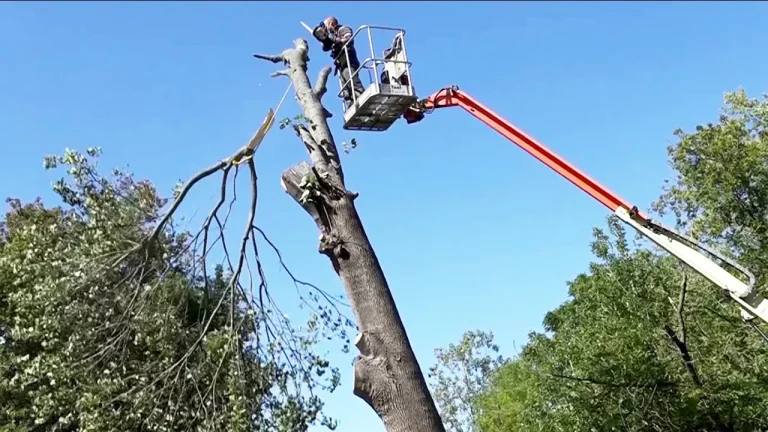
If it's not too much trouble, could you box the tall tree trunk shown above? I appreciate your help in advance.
[254,39,445,432]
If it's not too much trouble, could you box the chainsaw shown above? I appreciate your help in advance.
[300,21,334,52]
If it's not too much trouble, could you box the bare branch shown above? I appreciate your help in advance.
[271,69,290,78]
[200,165,232,295]
[252,52,285,64]
[313,66,332,99]
[664,325,702,387]
[252,225,350,309]
[665,274,702,387]
[677,274,689,344]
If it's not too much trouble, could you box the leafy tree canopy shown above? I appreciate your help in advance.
[654,89,768,282]
[428,330,507,432]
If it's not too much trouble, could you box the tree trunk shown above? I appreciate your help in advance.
[254,39,445,432]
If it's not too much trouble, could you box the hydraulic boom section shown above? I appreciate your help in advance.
[405,86,768,324]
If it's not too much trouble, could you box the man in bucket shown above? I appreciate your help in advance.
[311,16,365,109]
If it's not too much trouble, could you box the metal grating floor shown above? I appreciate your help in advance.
[343,85,418,132]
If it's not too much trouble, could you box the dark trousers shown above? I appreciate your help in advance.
[339,64,365,108]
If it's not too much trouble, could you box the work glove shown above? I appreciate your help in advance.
[312,22,329,41]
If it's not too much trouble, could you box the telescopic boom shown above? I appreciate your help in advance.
[405,86,768,324]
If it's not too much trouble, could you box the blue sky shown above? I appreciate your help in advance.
[2,1,768,431]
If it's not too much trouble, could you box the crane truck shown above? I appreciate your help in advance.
[315,24,768,324]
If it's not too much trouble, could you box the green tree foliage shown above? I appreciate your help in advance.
[0,148,343,431]
[653,89,768,281]
[471,89,768,431]
[428,331,507,432]
[478,220,768,431]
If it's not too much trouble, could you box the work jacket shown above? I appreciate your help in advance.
[325,25,360,72]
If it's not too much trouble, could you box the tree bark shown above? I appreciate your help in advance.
[256,39,445,432]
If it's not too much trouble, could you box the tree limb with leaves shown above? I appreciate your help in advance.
[1,143,356,430]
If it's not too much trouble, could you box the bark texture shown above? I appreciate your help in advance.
[255,39,445,432]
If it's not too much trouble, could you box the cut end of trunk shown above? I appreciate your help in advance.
[281,162,313,200]
[281,161,326,229]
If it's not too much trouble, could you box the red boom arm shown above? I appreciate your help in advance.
[409,86,648,222]
[402,86,768,323]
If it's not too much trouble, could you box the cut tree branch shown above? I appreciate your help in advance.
[110,138,258,269]
[280,162,327,234]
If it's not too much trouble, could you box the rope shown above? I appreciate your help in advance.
[239,81,294,159]
[274,81,293,118]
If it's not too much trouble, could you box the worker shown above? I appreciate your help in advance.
[312,16,365,109]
